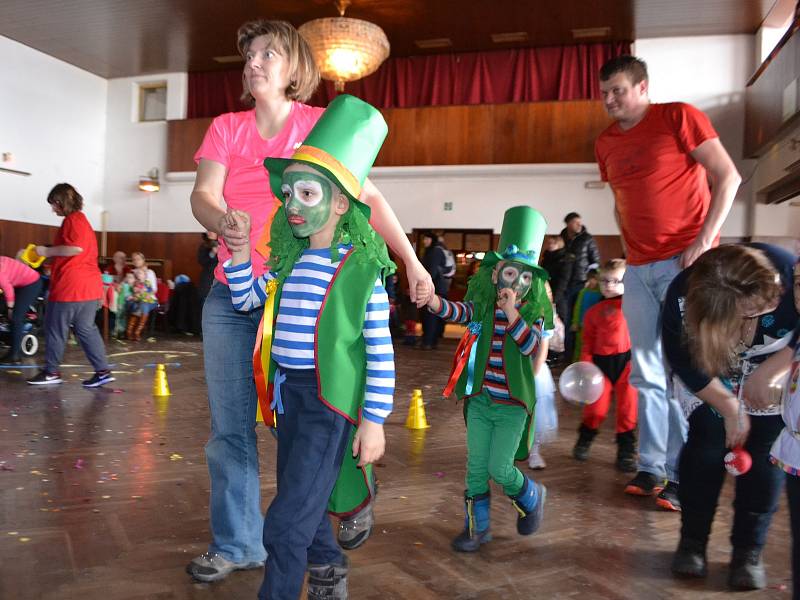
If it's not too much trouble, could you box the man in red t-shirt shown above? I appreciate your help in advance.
[594,56,741,510]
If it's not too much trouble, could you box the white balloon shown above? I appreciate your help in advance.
[558,361,605,406]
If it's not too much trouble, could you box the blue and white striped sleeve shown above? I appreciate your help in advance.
[432,298,474,324]
[362,277,394,425]
[222,259,275,312]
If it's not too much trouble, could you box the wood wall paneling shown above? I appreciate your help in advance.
[168,101,611,171]
[168,118,212,172]
[0,220,206,285]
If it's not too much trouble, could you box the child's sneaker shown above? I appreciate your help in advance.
[307,556,349,600]
[337,501,374,550]
[527,446,546,470]
[624,471,665,496]
[82,370,115,388]
[27,371,62,385]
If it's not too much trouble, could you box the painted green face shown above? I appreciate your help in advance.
[281,169,334,238]
[496,260,535,299]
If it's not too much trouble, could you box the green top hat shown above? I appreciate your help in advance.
[482,206,548,278]
[263,94,388,220]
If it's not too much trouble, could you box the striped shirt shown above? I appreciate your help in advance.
[223,246,394,424]
[435,298,541,403]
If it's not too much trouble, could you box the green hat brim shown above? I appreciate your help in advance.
[264,157,371,222]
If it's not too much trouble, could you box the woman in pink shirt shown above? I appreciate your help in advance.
[0,256,42,364]
[187,19,433,584]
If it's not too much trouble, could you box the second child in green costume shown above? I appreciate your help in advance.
[427,206,553,552]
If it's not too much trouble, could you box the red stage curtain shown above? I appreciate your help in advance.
[187,42,630,118]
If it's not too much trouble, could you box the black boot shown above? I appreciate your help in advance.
[728,546,766,590]
[307,555,349,600]
[451,491,491,552]
[572,424,598,461]
[615,430,638,472]
[671,537,708,578]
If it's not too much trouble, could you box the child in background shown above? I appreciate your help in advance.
[528,281,561,470]
[224,95,394,599]
[571,268,602,363]
[572,259,638,473]
[125,268,157,340]
[114,272,135,338]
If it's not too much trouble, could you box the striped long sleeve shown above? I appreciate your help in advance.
[223,259,275,311]
[362,281,395,424]
[507,315,542,356]
[433,298,475,323]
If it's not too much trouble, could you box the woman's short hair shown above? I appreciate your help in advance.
[236,20,320,104]
[47,183,83,215]
[684,245,783,376]
[131,251,146,262]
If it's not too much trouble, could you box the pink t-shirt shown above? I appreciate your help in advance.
[0,256,40,304]
[194,102,325,284]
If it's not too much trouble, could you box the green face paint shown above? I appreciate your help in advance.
[281,170,334,238]
[496,260,535,299]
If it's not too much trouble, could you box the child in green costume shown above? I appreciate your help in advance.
[426,206,553,552]
[223,94,395,600]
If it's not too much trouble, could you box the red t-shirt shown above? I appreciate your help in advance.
[49,211,103,302]
[580,296,631,361]
[595,102,718,265]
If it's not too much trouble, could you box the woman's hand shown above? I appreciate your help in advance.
[35,245,49,258]
[405,260,433,307]
[217,211,249,253]
[723,409,751,449]
[742,346,792,411]
[352,420,385,467]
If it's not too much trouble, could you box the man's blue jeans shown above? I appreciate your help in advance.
[622,256,688,481]
[202,281,266,564]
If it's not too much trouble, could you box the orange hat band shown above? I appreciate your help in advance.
[291,145,361,200]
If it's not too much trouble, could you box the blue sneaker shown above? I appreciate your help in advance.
[510,477,546,536]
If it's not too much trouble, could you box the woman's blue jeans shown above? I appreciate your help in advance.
[201,281,267,563]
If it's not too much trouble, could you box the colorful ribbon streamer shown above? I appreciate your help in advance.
[253,279,279,426]
[442,321,482,398]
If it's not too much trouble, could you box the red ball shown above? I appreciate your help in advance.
[724,447,752,476]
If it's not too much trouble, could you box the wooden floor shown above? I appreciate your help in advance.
[0,337,793,599]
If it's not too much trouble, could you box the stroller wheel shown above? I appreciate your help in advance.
[21,334,38,356]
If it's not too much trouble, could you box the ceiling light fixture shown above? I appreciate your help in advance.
[138,167,160,193]
[299,0,390,92]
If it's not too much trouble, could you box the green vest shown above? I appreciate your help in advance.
[267,248,380,517]
[455,303,539,460]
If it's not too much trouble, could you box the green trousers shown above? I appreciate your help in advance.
[465,390,528,497]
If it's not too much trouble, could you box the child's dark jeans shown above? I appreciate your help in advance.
[258,368,353,599]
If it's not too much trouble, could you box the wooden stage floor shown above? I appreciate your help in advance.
[0,337,793,599]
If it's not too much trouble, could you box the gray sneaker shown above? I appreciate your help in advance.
[337,502,374,550]
[186,551,264,582]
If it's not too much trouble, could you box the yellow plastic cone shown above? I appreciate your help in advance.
[152,363,171,396]
[405,389,430,429]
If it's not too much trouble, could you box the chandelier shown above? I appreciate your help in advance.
[298,0,390,92]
